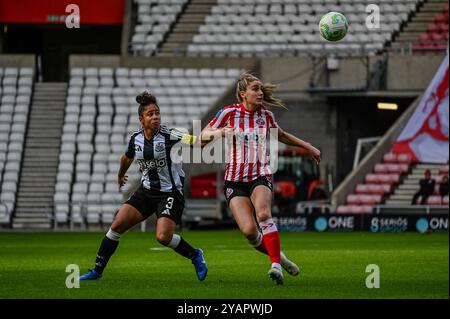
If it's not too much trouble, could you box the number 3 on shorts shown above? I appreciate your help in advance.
[166,197,174,210]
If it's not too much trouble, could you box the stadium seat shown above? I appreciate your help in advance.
[336,205,373,214]
[443,196,449,205]
[438,165,449,175]
[355,184,392,195]
[426,196,442,206]
[374,163,409,174]
[365,173,401,185]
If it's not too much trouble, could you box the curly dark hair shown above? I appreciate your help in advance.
[136,91,159,116]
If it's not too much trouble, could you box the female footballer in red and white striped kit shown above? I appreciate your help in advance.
[208,102,278,183]
[201,72,321,285]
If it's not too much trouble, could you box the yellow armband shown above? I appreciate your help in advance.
[181,134,197,145]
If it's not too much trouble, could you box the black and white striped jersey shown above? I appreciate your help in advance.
[125,125,189,193]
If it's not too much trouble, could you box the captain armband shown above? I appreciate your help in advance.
[181,134,197,145]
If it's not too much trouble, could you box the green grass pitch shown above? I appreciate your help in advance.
[0,231,447,299]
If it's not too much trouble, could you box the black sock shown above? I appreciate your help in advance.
[174,237,197,260]
[94,236,119,274]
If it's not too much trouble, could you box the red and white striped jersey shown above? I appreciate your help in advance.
[208,103,279,182]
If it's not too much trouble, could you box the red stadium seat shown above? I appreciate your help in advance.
[355,184,369,194]
[368,184,392,195]
[356,184,392,195]
[359,195,382,205]
[438,23,449,33]
[375,164,409,174]
[413,42,425,50]
[419,34,431,41]
[397,154,413,164]
[443,196,449,205]
[346,194,360,205]
[426,196,442,206]
[365,173,400,185]
[431,33,445,41]
[383,153,397,163]
[427,24,440,34]
[434,42,448,50]
[190,172,217,198]
[438,165,449,175]
[435,175,444,183]
[337,204,374,214]
[435,14,447,24]
[374,164,389,173]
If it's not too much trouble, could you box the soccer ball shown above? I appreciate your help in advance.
[319,12,348,42]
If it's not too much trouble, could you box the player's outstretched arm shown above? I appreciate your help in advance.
[200,124,229,148]
[277,127,321,165]
[118,154,134,188]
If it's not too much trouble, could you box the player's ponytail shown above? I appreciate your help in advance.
[236,71,287,110]
[137,91,159,115]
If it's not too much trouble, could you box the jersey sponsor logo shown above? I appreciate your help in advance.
[155,142,165,152]
[226,188,234,199]
[235,131,265,142]
[138,158,167,170]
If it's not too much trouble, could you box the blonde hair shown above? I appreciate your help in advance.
[236,71,287,109]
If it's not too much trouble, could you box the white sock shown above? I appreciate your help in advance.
[106,228,121,241]
[167,234,181,248]
[259,218,278,235]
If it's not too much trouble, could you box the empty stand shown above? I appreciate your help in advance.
[186,0,422,57]
[391,0,448,52]
[130,0,190,56]
[12,82,67,229]
[158,0,218,56]
[336,151,414,214]
[0,67,34,225]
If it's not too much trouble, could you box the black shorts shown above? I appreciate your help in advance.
[125,185,185,224]
[223,176,273,206]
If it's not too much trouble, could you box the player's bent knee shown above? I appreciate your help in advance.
[256,211,272,222]
[110,221,126,235]
[156,232,172,246]
[241,227,258,241]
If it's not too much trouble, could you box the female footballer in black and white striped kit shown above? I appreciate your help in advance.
[79,92,208,281]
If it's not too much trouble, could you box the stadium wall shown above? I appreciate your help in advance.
[387,53,446,90]
[0,54,35,67]
[261,54,444,92]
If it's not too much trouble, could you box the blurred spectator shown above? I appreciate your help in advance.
[411,169,435,205]
[439,174,449,196]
